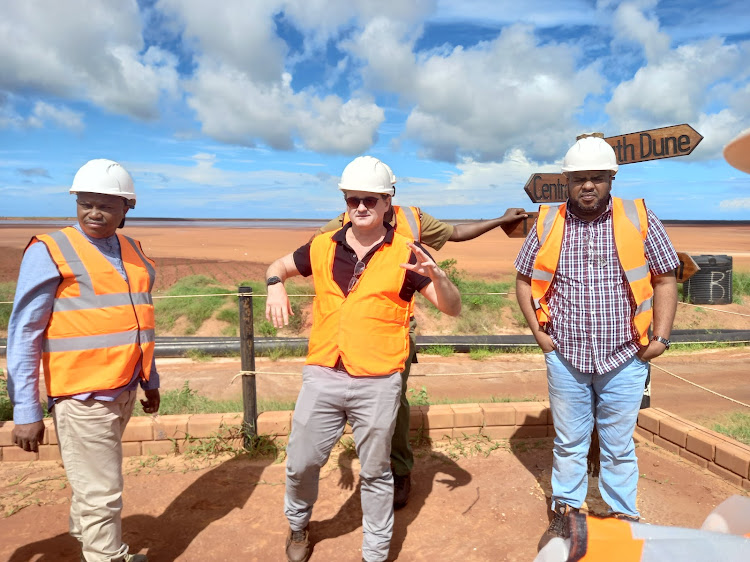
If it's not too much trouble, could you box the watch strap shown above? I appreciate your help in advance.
[266,276,283,286]
[651,335,670,349]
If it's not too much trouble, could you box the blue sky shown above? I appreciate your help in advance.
[1,0,749,220]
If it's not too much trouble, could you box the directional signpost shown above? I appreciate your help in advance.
[523,124,703,205]
[676,252,700,283]
[501,212,538,238]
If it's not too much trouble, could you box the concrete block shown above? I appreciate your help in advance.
[153,415,190,441]
[686,431,719,462]
[481,426,517,440]
[343,421,352,435]
[653,435,680,455]
[427,428,453,442]
[43,419,58,445]
[452,426,482,438]
[3,447,39,462]
[637,409,665,435]
[187,414,225,438]
[659,417,693,448]
[122,417,154,442]
[715,442,750,479]
[257,411,292,436]
[512,426,549,439]
[38,444,62,462]
[122,442,142,458]
[514,402,548,426]
[142,440,177,456]
[633,427,654,444]
[742,479,750,492]
[409,406,424,430]
[547,426,558,438]
[479,403,516,426]
[221,413,243,427]
[423,405,454,429]
[708,463,743,486]
[450,404,483,428]
[0,421,14,446]
[679,448,709,469]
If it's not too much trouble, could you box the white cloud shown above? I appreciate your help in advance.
[27,102,84,131]
[720,198,750,210]
[0,0,179,120]
[348,21,604,162]
[612,1,670,62]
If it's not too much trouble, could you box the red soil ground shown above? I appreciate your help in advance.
[1,223,749,560]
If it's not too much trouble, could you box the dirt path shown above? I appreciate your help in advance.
[0,435,743,561]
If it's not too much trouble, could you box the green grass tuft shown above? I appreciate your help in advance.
[711,412,750,446]
[155,275,233,334]
[421,344,454,357]
[0,282,16,332]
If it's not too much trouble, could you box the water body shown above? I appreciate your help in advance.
[1,218,748,229]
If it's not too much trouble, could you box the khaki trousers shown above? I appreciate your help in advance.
[53,390,136,562]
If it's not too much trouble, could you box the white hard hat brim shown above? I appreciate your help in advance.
[723,129,750,175]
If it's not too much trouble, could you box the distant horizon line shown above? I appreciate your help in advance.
[2,217,750,227]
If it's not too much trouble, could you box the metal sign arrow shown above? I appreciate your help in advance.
[675,252,700,283]
[524,124,703,204]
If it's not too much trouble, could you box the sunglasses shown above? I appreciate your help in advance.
[347,260,366,292]
[344,196,385,209]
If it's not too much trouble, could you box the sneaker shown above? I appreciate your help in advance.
[285,526,310,562]
[545,503,579,539]
[393,473,411,510]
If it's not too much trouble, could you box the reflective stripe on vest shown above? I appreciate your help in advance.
[306,229,412,376]
[33,227,156,396]
[530,198,653,345]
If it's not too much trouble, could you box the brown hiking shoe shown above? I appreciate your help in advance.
[545,503,580,539]
[285,526,310,562]
[393,473,411,510]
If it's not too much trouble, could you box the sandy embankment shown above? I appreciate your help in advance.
[2,223,750,282]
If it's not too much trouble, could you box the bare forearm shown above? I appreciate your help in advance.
[430,273,462,316]
[265,253,299,282]
[652,273,678,339]
[450,219,504,242]
[515,274,541,334]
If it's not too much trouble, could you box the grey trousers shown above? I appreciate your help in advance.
[284,365,402,562]
[53,390,136,562]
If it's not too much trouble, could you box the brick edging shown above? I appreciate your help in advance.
[636,407,750,491]
[2,404,749,491]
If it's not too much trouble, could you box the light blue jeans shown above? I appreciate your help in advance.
[284,365,402,562]
[545,351,648,517]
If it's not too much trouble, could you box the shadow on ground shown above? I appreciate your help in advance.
[8,455,273,562]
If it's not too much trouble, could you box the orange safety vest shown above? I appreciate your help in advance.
[30,227,156,397]
[306,228,412,376]
[561,513,750,561]
[530,198,653,346]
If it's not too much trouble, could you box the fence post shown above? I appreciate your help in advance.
[238,286,257,447]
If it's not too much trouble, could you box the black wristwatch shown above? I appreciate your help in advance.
[651,335,671,349]
[266,276,283,286]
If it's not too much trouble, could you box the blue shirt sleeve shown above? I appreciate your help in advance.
[6,242,60,424]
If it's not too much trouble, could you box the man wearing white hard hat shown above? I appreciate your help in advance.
[7,159,159,562]
[514,135,679,544]
[265,156,462,562]
[315,156,527,509]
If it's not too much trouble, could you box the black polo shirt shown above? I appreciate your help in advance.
[292,223,433,301]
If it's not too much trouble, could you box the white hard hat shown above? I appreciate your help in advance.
[338,156,396,195]
[723,129,750,174]
[70,159,136,208]
[562,136,619,175]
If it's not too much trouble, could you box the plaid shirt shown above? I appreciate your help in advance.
[515,199,679,374]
